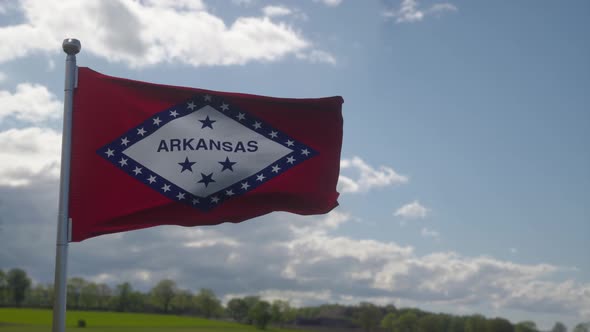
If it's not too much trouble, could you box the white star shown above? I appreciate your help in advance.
[211,196,220,203]
[256,174,265,182]
[286,139,294,147]
[147,175,157,184]
[132,167,143,175]
[225,189,234,196]
[192,198,200,205]
[220,103,229,111]
[204,94,212,102]
[187,101,196,110]
[170,110,179,117]
[253,121,262,129]
[286,156,295,164]
[269,131,278,138]
[153,117,162,126]
[176,192,185,200]
[236,113,245,121]
[121,137,130,146]
[271,165,281,173]
[137,127,146,136]
[105,148,114,158]
[118,158,128,166]
[301,148,310,156]
[241,182,250,190]
[162,184,171,192]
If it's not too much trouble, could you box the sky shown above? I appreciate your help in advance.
[0,0,589,329]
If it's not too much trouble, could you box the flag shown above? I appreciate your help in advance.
[68,67,343,241]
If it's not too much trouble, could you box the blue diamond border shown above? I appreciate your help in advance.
[97,93,318,211]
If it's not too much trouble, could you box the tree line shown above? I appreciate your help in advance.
[1,268,589,332]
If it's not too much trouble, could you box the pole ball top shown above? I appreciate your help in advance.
[62,38,81,55]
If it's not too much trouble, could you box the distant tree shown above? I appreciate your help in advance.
[0,270,7,305]
[296,306,320,320]
[573,323,590,332]
[551,322,567,332]
[27,284,52,307]
[270,300,295,327]
[396,311,418,332]
[80,282,99,309]
[7,268,31,306]
[249,300,272,330]
[465,314,487,332]
[487,317,514,332]
[150,279,176,313]
[355,302,382,332]
[448,316,466,332]
[67,277,87,309]
[384,304,398,315]
[515,321,539,332]
[170,290,194,314]
[96,283,112,310]
[380,312,397,332]
[194,288,222,318]
[227,298,249,322]
[114,282,133,312]
[418,314,448,332]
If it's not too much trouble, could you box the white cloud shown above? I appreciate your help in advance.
[0,0,334,67]
[0,83,61,123]
[338,156,408,193]
[143,0,206,11]
[315,0,343,7]
[394,200,428,219]
[262,5,292,17]
[296,49,337,65]
[383,0,457,23]
[0,127,61,186]
[232,0,255,6]
[420,227,439,239]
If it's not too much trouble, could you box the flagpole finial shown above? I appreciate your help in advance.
[62,38,81,55]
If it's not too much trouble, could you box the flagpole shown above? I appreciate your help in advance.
[52,38,80,332]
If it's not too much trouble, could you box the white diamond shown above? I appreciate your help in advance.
[123,105,293,197]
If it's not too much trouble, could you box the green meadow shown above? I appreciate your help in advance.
[0,308,303,332]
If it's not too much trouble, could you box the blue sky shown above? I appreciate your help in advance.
[0,0,588,329]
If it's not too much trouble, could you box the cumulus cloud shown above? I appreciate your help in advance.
[383,0,457,23]
[420,227,439,239]
[0,127,62,186]
[0,0,334,67]
[0,83,62,123]
[394,200,428,219]
[262,5,292,17]
[315,0,343,7]
[338,157,408,193]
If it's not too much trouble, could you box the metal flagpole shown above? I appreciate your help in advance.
[52,38,81,332]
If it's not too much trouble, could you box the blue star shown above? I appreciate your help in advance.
[218,157,237,172]
[198,172,215,187]
[199,115,216,129]
[178,157,196,173]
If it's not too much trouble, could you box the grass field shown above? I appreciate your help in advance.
[0,308,303,332]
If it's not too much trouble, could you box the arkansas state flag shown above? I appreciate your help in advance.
[68,67,343,241]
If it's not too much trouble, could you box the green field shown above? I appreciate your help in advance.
[0,308,302,332]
